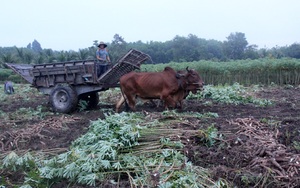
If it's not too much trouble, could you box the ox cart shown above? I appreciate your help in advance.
[6,49,150,113]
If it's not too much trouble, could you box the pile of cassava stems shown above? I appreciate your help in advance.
[226,117,300,185]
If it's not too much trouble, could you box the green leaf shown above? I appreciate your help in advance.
[63,162,79,179]
[112,162,122,170]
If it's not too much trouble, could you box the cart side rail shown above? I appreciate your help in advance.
[31,60,98,87]
[32,59,97,69]
[97,49,150,87]
[5,63,34,84]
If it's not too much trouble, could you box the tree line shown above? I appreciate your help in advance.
[0,32,300,68]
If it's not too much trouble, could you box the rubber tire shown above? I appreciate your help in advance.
[78,92,99,109]
[50,85,78,113]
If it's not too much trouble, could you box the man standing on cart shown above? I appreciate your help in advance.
[96,41,111,77]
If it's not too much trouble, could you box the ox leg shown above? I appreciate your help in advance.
[177,100,183,109]
[125,101,130,111]
[116,95,125,113]
[126,94,136,111]
[162,95,176,109]
[116,93,136,112]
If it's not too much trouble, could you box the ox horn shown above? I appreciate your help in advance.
[186,66,191,72]
[176,73,184,78]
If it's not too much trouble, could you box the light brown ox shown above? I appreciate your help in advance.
[115,67,204,112]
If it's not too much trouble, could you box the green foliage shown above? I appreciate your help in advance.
[293,141,300,151]
[1,152,49,188]
[0,84,50,122]
[224,32,248,60]
[7,74,23,83]
[260,118,281,129]
[161,110,218,119]
[78,99,88,112]
[142,58,300,86]
[37,112,143,186]
[1,35,300,85]
[188,83,272,106]
[0,52,17,67]
[1,112,226,187]
[0,33,299,70]
[0,69,13,81]
[287,43,300,58]
[7,105,50,120]
[199,125,219,147]
[0,84,40,103]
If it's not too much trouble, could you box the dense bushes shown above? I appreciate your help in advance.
[141,58,300,86]
[0,69,12,82]
[0,69,24,83]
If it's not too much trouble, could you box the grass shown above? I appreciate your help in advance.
[0,84,51,122]
[0,84,41,103]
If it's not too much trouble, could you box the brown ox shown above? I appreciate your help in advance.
[116,67,204,112]
[152,70,200,109]
[168,69,204,108]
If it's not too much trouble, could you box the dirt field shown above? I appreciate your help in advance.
[1,85,300,187]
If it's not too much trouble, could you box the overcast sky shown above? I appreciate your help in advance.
[1,0,299,51]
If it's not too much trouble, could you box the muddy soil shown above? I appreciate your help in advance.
[1,86,300,187]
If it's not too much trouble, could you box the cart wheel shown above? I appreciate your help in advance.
[78,92,99,109]
[50,85,78,113]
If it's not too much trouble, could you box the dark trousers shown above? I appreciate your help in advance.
[4,83,14,94]
[97,63,110,77]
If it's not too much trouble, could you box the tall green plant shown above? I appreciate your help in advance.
[142,58,300,86]
[0,53,17,67]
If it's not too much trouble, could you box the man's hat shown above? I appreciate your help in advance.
[98,41,107,48]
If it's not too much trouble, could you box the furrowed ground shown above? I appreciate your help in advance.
[1,84,300,187]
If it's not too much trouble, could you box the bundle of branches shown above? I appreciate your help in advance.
[134,110,218,156]
[35,112,224,187]
[118,111,223,187]
[0,115,79,152]
[225,117,300,186]
[132,124,201,159]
